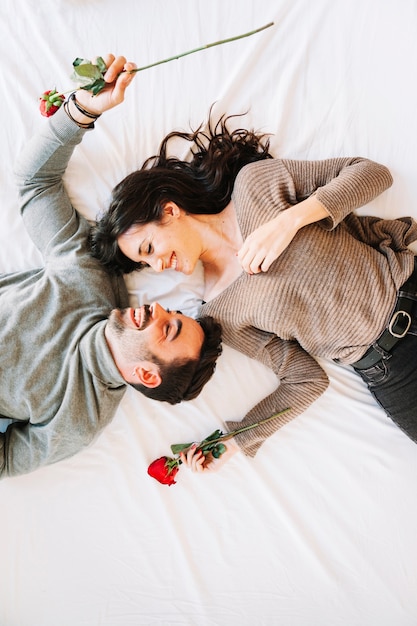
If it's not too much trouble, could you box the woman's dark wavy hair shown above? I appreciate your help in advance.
[130,315,222,405]
[89,110,273,275]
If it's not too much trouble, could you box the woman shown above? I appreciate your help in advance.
[90,113,417,471]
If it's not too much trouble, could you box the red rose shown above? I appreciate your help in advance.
[39,90,65,117]
[147,456,179,486]
[147,408,291,488]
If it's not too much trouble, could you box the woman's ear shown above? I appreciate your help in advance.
[162,201,182,218]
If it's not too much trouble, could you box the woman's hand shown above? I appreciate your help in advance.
[237,196,330,274]
[180,438,239,474]
[237,212,298,274]
[69,54,137,120]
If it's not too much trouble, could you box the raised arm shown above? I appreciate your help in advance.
[14,55,136,258]
[0,54,136,479]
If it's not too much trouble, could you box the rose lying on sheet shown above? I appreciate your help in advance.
[147,408,290,486]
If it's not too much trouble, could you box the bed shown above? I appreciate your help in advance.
[1,1,417,624]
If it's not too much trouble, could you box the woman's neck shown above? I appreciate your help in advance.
[199,201,244,301]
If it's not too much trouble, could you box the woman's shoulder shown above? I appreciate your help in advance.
[233,158,304,205]
[234,158,286,189]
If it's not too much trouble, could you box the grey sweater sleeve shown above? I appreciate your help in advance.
[14,106,90,258]
[0,108,121,478]
[0,376,126,478]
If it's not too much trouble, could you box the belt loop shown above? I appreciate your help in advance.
[371,343,391,360]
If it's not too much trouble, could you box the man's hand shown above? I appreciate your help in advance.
[69,54,137,121]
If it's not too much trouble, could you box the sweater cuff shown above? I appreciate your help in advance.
[48,103,91,144]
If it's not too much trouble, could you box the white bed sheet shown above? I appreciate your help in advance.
[0,1,417,625]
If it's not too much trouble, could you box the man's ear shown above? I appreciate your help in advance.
[133,362,162,388]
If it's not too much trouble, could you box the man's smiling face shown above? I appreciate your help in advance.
[105,302,204,381]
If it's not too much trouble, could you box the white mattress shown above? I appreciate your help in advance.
[0,1,417,625]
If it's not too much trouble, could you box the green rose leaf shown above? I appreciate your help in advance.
[95,56,107,73]
[71,57,107,95]
[84,78,106,96]
[170,442,193,455]
[212,443,227,458]
[202,429,223,442]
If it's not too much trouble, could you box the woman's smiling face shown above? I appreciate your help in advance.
[117,202,201,275]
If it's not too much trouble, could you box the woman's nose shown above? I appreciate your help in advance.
[150,257,164,272]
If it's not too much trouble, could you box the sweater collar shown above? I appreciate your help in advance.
[80,321,126,389]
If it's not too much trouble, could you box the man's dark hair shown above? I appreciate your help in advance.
[129,316,222,404]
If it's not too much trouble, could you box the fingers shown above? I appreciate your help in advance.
[237,246,268,274]
[101,54,123,82]
[97,53,115,72]
[103,56,137,83]
[90,55,136,88]
[180,445,206,473]
[107,57,137,104]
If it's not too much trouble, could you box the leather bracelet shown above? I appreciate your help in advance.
[69,92,102,120]
[63,99,95,129]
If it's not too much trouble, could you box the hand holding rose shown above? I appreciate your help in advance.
[38,23,274,118]
[179,438,239,473]
[147,408,290,486]
[73,55,137,117]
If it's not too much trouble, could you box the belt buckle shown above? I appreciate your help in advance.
[388,310,412,338]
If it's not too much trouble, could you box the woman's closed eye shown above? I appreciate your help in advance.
[139,241,153,257]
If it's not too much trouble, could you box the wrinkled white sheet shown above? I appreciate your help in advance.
[0,1,416,625]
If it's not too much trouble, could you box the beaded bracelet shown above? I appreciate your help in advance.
[69,92,102,120]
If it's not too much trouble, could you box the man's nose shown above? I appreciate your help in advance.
[150,302,168,319]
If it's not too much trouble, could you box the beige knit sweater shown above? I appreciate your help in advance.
[200,157,417,456]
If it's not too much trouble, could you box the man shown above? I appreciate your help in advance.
[0,55,221,479]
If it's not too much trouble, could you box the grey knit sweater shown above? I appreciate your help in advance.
[0,108,129,478]
[201,157,417,456]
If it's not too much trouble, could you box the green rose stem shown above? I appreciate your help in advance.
[41,22,275,114]
[147,407,291,484]
[172,407,291,457]
[66,22,275,98]
[197,407,291,446]
[124,22,274,75]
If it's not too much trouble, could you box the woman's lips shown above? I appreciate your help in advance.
[169,252,178,270]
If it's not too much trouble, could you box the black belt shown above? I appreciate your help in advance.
[352,258,417,370]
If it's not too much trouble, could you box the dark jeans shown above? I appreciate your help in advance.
[354,301,417,442]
